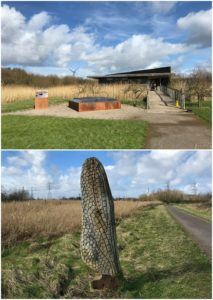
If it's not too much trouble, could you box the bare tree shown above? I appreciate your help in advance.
[187,68,212,107]
[170,74,188,93]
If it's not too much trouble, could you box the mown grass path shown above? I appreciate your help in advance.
[2,205,211,299]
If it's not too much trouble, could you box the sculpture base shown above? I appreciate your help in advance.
[92,275,119,290]
[69,97,121,112]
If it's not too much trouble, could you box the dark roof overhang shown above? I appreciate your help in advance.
[88,66,172,79]
[88,72,171,79]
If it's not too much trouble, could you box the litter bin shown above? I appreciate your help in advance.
[35,91,48,109]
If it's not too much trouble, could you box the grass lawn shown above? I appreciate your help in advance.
[121,98,147,109]
[186,101,212,124]
[2,205,211,299]
[175,204,211,222]
[2,115,148,149]
[2,97,68,113]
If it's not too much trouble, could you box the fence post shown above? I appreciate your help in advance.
[182,93,185,109]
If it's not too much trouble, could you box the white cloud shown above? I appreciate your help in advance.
[2,151,50,197]
[1,5,95,68]
[28,11,51,31]
[2,4,198,76]
[85,34,191,74]
[105,151,211,196]
[1,4,25,43]
[178,151,212,178]
[58,166,81,197]
[177,9,212,47]
[2,151,212,198]
[151,2,176,14]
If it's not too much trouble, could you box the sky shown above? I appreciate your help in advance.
[2,150,212,198]
[1,1,212,77]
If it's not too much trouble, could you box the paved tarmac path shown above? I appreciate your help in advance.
[4,91,211,149]
[166,205,212,259]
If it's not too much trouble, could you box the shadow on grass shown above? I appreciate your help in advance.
[121,261,211,296]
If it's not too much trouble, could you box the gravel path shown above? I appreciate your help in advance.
[4,91,211,149]
[167,205,212,259]
[5,103,146,120]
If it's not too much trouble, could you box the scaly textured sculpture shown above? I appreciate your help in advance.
[80,157,122,289]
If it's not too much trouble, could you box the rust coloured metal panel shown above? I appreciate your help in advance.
[69,98,121,112]
[35,98,48,109]
[35,91,48,110]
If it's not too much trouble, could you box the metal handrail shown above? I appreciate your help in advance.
[160,86,185,109]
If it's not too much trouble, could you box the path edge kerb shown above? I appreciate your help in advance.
[165,205,212,260]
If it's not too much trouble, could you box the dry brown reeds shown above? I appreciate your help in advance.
[2,83,147,103]
[2,200,159,247]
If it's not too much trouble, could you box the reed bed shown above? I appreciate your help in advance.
[2,200,158,247]
[2,83,147,103]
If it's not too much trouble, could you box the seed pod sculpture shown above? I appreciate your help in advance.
[80,157,122,289]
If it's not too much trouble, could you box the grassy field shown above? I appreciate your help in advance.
[2,115,148,149]
[175,203,211,222]
[2,205,211,299]
[2,200,155,248]
[2,97,69,113]
[186,101,212,124]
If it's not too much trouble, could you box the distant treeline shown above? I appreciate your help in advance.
[1,188,31,202]
[1,188,80,202]
[139,189,212,205]
[1,68,93,87]
[2,187,211,205]
[1,188,138,202]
